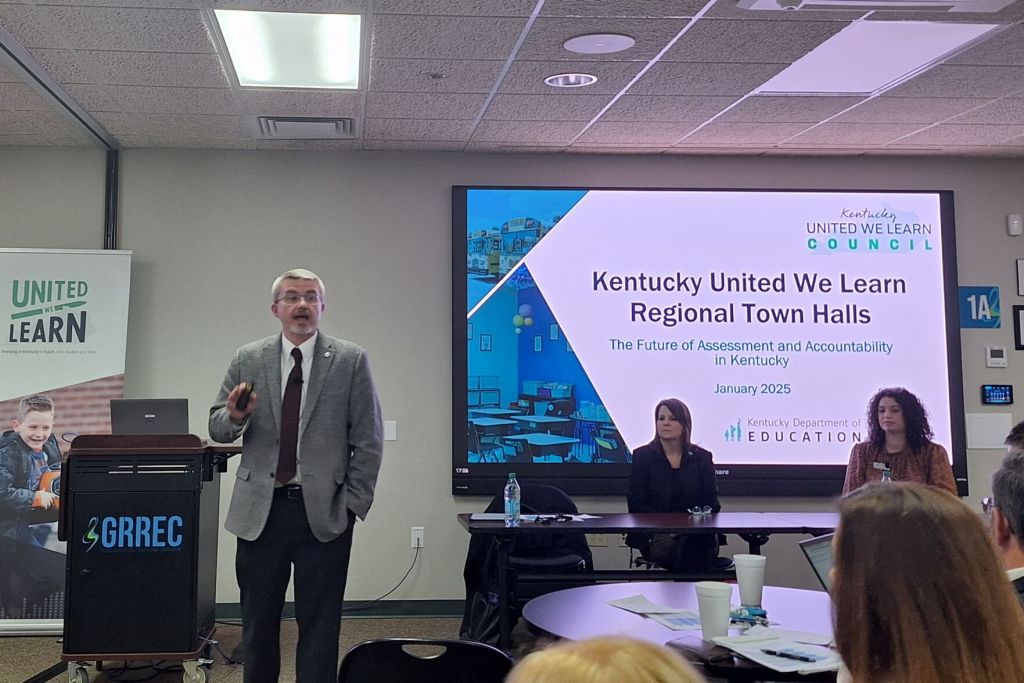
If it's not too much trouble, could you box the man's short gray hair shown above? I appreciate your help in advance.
[271,269,325,302]
[992,447,1024,541]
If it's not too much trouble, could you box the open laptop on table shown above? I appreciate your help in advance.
[799,532,835,593]
[110,398,189,434]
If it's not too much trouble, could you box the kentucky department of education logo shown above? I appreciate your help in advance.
[723,419,743,442]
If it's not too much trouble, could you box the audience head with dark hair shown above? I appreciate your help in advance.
[833,482,1024,682]
[507,637,705,683]
[990,421,1024,605]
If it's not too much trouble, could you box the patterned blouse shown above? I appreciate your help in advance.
[841,441,957,495]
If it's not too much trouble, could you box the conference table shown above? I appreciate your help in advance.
[458,511,838,650]
[523,581,835,682]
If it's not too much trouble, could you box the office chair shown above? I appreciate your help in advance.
[460,483,593,643]
[338,638,513,683]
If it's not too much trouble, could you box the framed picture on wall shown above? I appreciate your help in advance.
[1014,306,1024,351]
[1017,259,1024,296]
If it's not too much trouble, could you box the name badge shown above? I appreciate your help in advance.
[872,462,889,470]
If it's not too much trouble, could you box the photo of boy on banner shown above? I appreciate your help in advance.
[0,395,65,619]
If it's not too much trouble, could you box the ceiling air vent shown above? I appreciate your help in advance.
[255,117,357,139]
[738,0,1015,11]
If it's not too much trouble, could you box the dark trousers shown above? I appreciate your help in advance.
[236,491,355,683]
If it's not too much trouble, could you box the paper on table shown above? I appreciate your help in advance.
[649,611,702,630]
[739,625,833,646]
[718,639,840,674]
[607,594,691,615]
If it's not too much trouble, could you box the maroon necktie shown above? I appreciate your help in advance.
[276,347,303,485]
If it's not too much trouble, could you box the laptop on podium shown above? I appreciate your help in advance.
[110,398,189,434]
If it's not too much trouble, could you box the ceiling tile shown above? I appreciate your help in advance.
[789,122,924,145]
[0,82,54,110]
[661,19,844,63]
[0,110,36,134]
[254,139,361,151]
[567,145,666,154]
[947,98,1024,125]
[363,118,475,141]
[576,120,694,144]
[0,61,20,83]
[62,84,125,111]
[464,141,565,152]
[362,139,467,151]
[471,119,586,144]
[541,0,708,18]
[832,96,990,124]
[95,112,248,138]
[0,5,214,53]
[235,89,361,117]
[947,25,1024,67]
[370,15,526,60]
[498,60,643,94]
[32,49,230,87]
[716,95,864,123]
[368,58,504,93]
[628,61,786,96]
[0,134,51,145]
[706,3,862,21]
[897,123,1024,146]
[885,65,1024,99]
[365,92,487,119]
[681,121,814,144]
[600,94,737,122]
[484,93,611,121]
[517,17,691,62]
[375,0,536,16]
[111,86,236,115]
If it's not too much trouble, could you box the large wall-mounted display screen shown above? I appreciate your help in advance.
[453,187,965,497]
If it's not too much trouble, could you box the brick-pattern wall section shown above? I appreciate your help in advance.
[0,375,125,453]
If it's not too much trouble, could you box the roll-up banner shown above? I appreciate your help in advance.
[0,248,131,635]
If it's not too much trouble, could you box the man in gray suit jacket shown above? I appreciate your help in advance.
[210,268,383,683]
[990,421,1024,608]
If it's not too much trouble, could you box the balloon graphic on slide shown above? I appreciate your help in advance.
[524,317,534,326]
[512,314,525,327]
[518,304,533,316]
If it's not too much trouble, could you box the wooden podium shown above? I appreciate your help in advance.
[58,434,236,683]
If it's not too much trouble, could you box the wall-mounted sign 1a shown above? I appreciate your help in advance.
[959,286,1000,328]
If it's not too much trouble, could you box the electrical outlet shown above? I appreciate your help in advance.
[411,527,424,548]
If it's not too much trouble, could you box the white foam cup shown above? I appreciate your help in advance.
[733,553,767,607]
[694,580,733,641]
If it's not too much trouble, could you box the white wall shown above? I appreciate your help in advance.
[3,146,1023,601]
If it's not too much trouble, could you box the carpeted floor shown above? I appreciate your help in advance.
[2,616,525,682]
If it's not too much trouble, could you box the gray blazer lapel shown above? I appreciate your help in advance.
[263,336,284,432]
[300,336,336,436]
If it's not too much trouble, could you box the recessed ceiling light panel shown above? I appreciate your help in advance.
[214,9,361,89]
[563,33,636,54]
[544,73,598,88]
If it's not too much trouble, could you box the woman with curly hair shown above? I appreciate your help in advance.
[833,483,1024,682]
[842,387,956,495]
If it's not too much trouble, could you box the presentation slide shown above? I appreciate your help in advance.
[454,187,963,496]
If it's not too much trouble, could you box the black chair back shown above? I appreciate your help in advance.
[338,638,513,683]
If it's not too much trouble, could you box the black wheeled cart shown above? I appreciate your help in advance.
[58,434,233,683]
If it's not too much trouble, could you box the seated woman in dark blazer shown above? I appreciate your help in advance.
[626,398,720,572]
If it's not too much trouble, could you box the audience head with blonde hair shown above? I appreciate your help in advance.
[507,637,705,683]
[834,482,1024,683]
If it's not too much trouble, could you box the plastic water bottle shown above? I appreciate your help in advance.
[504,473,521,527]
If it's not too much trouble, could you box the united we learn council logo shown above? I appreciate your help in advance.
[8,278,89,343]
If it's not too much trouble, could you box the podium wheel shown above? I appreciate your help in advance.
[68,665,89,683]
[182,661,208,683]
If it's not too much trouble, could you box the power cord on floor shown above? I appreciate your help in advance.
[344,544,421,611]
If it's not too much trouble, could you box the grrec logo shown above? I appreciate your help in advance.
[82,514,184,552]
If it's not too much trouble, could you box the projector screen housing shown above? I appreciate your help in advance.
[453,186,966,497]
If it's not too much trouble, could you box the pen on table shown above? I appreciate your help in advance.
[761,648,818,663]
